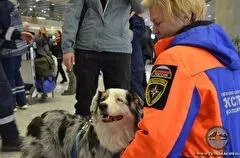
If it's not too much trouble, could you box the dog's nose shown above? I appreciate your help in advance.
[99,103,108,111]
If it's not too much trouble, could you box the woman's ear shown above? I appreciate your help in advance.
[173,14,191,28]
[182,14,192,25]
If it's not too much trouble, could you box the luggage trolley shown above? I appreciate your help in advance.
[26,44,56,105]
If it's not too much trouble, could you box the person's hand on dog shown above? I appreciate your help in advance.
[63,52,75,71]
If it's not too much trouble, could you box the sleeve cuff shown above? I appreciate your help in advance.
[63,48,74,54]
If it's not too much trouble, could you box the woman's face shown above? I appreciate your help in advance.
[150,5,187,39]
[54,31,61,39]
[39,27,46,34]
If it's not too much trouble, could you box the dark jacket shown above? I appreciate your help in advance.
[141,26,154,60]
[0,0,28,58]
[50,41,63,59]
[35,36,51,58]
[0,0,21,43]
[129,14,146,72]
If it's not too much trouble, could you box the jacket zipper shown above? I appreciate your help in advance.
[103,0,109,16]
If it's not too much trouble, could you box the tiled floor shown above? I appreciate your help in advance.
[0,59,152,158]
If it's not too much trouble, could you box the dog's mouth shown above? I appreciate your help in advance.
[101,114,123,122]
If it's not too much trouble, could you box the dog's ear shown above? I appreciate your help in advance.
[129,90,144,109]
[127,90,144,121]
[90,90,104,114]
[27,116,43,139]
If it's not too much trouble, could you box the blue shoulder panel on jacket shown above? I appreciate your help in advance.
[206,68,240,153]
[168,87,201,157]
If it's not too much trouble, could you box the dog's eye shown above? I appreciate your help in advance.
[117,98,124,102]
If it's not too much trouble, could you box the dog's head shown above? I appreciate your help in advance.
[91,88,143,126]
[91,88,143,152]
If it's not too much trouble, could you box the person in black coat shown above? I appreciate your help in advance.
[0,1,33,46]
[50,30,67,84]
[0,0,33,151]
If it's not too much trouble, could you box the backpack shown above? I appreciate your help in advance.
[35,75,56,93]
[35,53,55,77]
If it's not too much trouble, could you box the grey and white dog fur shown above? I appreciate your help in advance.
[21,88,143,158]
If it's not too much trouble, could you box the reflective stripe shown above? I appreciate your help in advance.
[11,86,25,91]
[0,114,15,125]
[12,89,25,94]
[5,27,15,40]
[16,86,25,90]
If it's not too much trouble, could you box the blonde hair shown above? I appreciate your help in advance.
[22,21,30,28]
[142,0,206,21]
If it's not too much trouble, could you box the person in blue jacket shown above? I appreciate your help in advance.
[129,11,146,100]
[0,0,33,151]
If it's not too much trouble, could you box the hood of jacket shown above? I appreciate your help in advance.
[169,23,240,70]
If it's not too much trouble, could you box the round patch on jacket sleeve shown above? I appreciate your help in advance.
[145,65,177,110]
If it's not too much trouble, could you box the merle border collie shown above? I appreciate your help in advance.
[21,88,143,158]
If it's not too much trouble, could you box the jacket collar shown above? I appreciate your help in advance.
[154,36,174,58]
[154,21,213,58]
[176,21,212,34]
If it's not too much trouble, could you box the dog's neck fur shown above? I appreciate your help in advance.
[93,120,135,153]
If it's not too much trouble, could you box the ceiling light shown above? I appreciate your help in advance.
[206,4,210,7]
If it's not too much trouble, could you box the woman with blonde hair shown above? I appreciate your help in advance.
[35,26,51,57]
[121,0,240,157]
[35,26,53,100]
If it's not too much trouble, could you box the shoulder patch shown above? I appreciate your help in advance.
[145,65,177,110]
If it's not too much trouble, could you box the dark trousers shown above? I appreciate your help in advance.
[2,55,26,107]
[56,58,67,82]
[0,58,19,143]
[74,50,131,115]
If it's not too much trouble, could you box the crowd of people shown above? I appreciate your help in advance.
[1,0,240,156]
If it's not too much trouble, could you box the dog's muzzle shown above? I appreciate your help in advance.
[101,114,123,122]
[98,103,123,122]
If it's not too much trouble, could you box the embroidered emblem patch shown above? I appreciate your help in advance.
[146,78,168,106]
[206,126,229,149]
[145,65,177,110]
